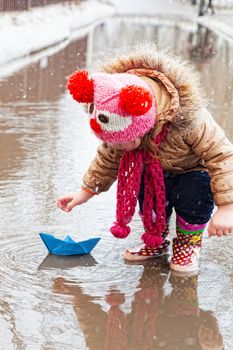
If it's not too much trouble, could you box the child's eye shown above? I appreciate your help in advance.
[88,103,94,114]
[96,111,132,132]
[98,114,109,124]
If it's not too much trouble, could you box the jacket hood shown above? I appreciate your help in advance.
[96,44,206,126]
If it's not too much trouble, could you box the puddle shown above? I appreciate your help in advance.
[0,16,232,349]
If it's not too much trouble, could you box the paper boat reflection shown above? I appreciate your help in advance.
[39,233,100,256]
[38,254,98,270]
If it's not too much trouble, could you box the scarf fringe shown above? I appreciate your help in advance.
[110,148,166,248]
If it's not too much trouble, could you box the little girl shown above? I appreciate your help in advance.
[57,45,233,273]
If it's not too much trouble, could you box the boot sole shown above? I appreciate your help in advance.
[170,261,199,273]
[123,249,169,261]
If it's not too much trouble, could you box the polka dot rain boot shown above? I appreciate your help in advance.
[170,215,206,273]
[123,225,170,261]
[170,230,203,273]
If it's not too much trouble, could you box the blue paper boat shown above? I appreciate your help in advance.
[39,233,100,256]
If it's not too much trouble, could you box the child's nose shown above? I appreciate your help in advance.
[90,118,102,133]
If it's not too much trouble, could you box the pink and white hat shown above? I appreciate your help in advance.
[67,70,156,144]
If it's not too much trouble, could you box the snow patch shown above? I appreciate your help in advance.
[0,1,114,68]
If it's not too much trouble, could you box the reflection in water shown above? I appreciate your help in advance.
[0,16,232,349]
[0,37,87,104]
[53,260,224,350]
[38,253,98,270]
[187,24,218,69]
[0,36,89,230]
[0,37,87,183]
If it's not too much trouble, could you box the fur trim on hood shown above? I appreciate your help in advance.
[96,44,206,126]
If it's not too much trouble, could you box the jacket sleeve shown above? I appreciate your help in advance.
[185,109,233,206]
[82,143,123,193]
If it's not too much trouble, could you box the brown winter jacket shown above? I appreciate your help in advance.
[82,46,233,206]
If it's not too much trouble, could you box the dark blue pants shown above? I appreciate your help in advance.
[138,171,214,224]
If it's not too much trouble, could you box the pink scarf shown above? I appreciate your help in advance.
[110,127,167,248]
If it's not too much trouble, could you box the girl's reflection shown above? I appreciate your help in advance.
[52,260,223,350]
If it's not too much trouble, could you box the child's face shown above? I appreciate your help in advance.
[109,137,142,151]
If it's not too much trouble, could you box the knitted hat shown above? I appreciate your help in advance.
[67,70,156,144]
[67,69,167,248]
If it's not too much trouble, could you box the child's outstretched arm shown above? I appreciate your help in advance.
[208,203,233,237]
[57,189,95,212]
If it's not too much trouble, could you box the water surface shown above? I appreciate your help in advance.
[0,16,232,350]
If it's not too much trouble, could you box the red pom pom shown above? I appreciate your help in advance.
[141,232,163,248]
[119,85,153,116]
[67,70,94,103]
[90,118,102,133]
[110,223,131,238]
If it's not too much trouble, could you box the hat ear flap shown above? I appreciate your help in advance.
[67,70,94,103]
[119,85,153,116]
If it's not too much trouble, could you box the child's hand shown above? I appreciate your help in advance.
[208,203,233,237]
[56,189,95,212]
[198,324,223,350]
